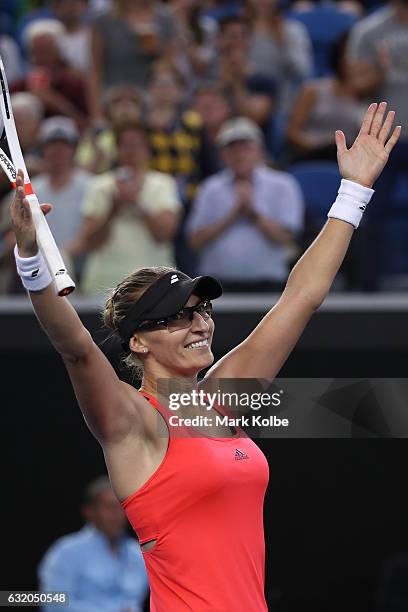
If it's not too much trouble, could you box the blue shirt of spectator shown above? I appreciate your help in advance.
[38,524,149,612]
[187,164,304,282]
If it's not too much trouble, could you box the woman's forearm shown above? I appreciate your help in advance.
[286,218,353,308]
[28,283,92,359]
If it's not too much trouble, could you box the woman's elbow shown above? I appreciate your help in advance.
[285,281,328,312]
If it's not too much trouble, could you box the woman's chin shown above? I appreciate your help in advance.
[182,348,214,371]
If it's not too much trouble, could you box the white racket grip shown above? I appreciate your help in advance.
[26,193,75,296]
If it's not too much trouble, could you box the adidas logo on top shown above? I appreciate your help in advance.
[170,274,179,284]
[235,448,249,460]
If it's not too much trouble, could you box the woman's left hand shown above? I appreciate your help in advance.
[336,102,401,189]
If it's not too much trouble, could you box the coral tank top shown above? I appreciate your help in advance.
[121,391,269,611]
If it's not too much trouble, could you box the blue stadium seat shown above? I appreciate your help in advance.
[201,2,242,22]
[392,174,408,209]
[382,214,408,277]
[289,6,357,77]
[1,1,16,17]
[288,161,340,223]
[0,12,13,36]
[265,111,287,162]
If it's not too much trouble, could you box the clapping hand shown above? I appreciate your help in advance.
[233,180,257,219]
[113,168,144,214]
[336,102,401,189]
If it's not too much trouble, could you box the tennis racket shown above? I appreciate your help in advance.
[0,55,75,296]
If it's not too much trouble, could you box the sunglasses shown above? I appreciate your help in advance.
[136,299,213,332]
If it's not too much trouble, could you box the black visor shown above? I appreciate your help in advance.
[118,271,223,349]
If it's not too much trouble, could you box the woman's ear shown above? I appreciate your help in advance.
[129,334,148,355]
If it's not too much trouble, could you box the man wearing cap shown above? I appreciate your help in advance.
[187,117,304,292]
[1,116,92,293]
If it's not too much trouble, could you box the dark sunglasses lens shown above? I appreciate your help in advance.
[167,301,212,332]
[167,310,192,332]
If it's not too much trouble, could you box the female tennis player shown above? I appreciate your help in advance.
[11,102,400,611]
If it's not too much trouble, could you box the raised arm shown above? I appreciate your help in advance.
[206,102,401,380]
[10,171,142,443]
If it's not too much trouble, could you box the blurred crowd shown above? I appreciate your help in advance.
[0,0,407,295]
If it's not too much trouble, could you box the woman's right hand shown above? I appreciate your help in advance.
[10,169,52,257]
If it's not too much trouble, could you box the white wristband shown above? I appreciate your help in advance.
[327,179,374,229]
[14,244,53,292]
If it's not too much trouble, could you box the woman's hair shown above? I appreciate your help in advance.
[103,266,176,378]
[23,18,65,50]
[330,31,350,80]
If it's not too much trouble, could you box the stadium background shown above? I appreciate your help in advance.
[1,0,408,611]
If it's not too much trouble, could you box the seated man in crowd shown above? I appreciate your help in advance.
[187,118,304,292]
[211,16,275,130]
[145,61,214,275]
[192,84,232,175]
[0,91,44,201]
[50,0,92,75]
[3,116,92,293]
[12,18,89,130]
[76,85,143,175]
[38,476,149,612]
[67,121,181,295]
[287,32,365,163]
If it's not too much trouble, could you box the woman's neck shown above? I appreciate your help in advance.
[140,372,199,399]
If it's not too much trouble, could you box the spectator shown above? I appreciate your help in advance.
[0,34,23,86]
[76,85,143,174]
[51,0,92,74]
[193,84,231,149]
[145,61,214,275]
[67,121,181,295]
[13,19,89,129]
[0,93,45,293]
[0,92,44,200]
[192,84,232,174]
[169,0,218,85]
[2,117,92,293]
[287,32,365,162]
[88,0,177,124]
[347,0,408,152]
[347,0,408,126]
[146,61,211,205]
[187,117,304,292]
[376,553,408,611]
[245,0,313,111]
[347,0,408,289]
[11,92,45,177]
[38,476,149,612]
[213,16,275,129]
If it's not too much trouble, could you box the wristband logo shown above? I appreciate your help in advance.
[31,268,39,278]
[359,205,366,211]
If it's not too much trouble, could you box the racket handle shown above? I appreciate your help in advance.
[26,194,76,296]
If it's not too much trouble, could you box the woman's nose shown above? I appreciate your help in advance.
[190,311,210,331]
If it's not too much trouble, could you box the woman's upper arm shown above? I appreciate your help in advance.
[205,287,315,381]
[62,333,143,443]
